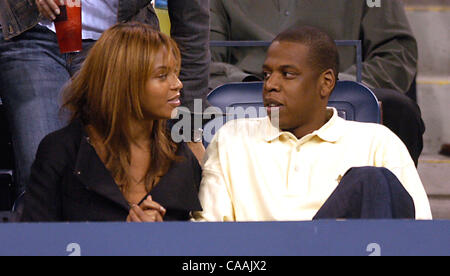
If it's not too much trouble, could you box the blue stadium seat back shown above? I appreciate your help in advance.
[204,81,381,147]
[329,81,381,124]
[207,82,266,117]
[204,82,265,147]
[207,80,380,123]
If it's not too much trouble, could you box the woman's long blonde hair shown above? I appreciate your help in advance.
[62,22,182,193]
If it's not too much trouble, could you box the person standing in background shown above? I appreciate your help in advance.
[0,0,210,195]
[209,0,424,166]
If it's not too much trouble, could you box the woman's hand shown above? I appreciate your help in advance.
[126,196,167,223]
[35,0,64,21]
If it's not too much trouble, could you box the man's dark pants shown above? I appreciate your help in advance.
[314,167,415,219]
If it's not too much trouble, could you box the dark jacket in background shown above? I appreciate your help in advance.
[0,0,211,111]
[20,120,202,222]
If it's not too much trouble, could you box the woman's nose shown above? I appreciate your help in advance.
[171,74,183,91]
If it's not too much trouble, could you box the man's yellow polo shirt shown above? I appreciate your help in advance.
[193,108,432,221]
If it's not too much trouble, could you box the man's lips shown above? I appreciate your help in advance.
[264,98,284,111]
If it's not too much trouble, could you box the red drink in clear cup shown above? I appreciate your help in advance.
[54,0,82,54]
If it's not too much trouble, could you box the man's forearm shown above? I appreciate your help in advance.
[356,0,418,93]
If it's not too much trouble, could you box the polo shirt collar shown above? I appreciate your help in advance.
[264,107,343,143]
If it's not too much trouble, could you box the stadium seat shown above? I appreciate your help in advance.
[0,97,14,212]
[203,80,381,147]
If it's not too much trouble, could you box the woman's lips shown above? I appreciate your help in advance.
[168,94,181,107]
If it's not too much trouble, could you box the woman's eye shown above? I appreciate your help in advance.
[158,74,168,80]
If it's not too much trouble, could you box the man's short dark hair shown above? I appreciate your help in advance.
[273,26,340,81]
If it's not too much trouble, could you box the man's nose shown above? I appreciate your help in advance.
[264,73,281,92]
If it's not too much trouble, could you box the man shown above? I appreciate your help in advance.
[192,26,432,222]
[209,0,425,167]
[0,0,210,194]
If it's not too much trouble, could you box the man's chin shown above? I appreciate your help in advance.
[268,116,286,130]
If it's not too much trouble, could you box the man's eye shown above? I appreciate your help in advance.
[263,72,271,80]
[283,72,296,78]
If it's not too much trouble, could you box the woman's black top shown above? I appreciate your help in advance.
[21,120,202,222]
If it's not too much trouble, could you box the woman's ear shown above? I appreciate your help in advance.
[319,69,336,98]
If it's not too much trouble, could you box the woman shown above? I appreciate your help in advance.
[0,0,209,196]
[20,22,203,222]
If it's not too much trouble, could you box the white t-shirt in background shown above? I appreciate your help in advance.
[39,0,119,41]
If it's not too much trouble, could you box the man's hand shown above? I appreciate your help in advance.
[35,0,64,21]
[126,196,167,223]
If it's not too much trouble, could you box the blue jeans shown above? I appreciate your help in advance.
[0,25,94,195]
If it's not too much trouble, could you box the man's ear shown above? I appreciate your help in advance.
[319,69,336,98]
